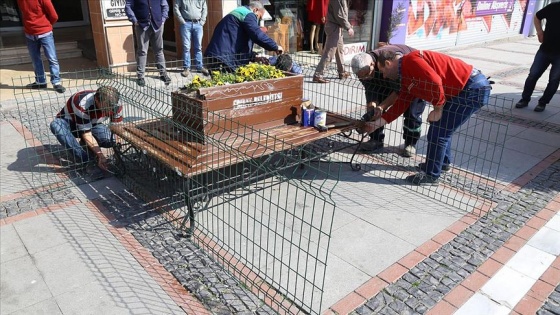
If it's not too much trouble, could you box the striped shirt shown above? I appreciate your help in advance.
[56,90,123,133]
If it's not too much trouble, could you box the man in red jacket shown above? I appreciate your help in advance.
[363,49,491,185]
[17,0,65,93]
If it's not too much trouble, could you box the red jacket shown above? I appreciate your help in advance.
[17,0,58,36]
[382,50,473,124]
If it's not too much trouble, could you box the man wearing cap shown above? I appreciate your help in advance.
[365,49,491,185]
[351,44,426,157]
[50,86,123,172]
[204,1,283,73]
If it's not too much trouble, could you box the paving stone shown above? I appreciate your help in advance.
[352,304,375,315]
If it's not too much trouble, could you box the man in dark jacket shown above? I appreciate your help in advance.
[204,1,283,72]
[125,0,171,86]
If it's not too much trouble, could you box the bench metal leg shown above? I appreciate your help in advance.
[349,133,367,171]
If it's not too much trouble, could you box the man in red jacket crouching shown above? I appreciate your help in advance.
[363,50,492,185]
[17,0,66,93]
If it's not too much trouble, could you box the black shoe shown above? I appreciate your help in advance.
[85,165,106,180]
[200,68,210,76]
[137,78,145,87]
[53,84,66,93]
[160,74,171,85]
[418,162,451,173]
[26,82,47,89]
[534,102,546,112]
[359,139,384,152]
[515,99,529,108]
[406,173,439,186]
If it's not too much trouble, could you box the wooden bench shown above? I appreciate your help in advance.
[108,74,361,233]
[110,113,357,178]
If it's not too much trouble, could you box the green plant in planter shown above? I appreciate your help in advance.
[184,62,286,92]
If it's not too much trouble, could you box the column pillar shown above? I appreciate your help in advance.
[88,0,135,69]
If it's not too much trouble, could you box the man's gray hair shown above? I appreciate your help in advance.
[351,52,374,75]
[248,1,264,10]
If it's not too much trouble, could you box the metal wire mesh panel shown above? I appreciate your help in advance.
[12,69,113,187]
[290,53,511,216]
[96,69,343,314]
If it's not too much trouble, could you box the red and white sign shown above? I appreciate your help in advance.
[343,42,367,62]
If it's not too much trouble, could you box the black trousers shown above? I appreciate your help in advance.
[370,98,426,146]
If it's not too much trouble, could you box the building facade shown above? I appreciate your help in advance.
[0,0,545,67]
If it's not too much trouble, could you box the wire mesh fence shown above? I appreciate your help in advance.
[12,65,349,314]
[291,52,511,216]
[11,50,513,313]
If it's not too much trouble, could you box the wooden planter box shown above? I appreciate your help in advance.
[171,75,303,138]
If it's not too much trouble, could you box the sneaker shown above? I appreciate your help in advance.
[338,72,351,79]
[313,75,329,83]
[359,139,384,152]
[534,102,546,112]
[181,69,190,77]
[26,82,47,89]
[137,78,146,87]
[406,173,439,186]
[515,99,529,108]
[160,74,171,85]
[53,84,66,94]
[418,162,451,172]
[402,145,416,158]
[200,68,210,76]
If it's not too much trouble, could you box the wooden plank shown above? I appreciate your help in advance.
[111,111,360,178]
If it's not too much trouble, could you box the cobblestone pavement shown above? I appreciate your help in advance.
[0,186,76,219]
[98,189,278,315]
[350,160,560,315]
[539,284,560,314]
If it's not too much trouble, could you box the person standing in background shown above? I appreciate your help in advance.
[174,0,210,77]
[17,0,66,93]
[312,0,354,83]
[125,0,171,87]
[306,0,328,54]
[515,1,560,112]
[204,1,282,72]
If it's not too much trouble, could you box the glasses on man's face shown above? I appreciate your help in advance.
[357,64,374,80]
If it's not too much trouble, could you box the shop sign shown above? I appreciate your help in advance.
[343,42,367,62]
[475,0,515,16]
[103,0,127,20]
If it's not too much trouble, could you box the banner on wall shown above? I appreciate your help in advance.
[475,0,515,16]
[343,42,368,62]
[103,0,127,20]
[404,0,528,50]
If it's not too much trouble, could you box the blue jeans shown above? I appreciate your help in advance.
[180,22,204,70]
[50,118,115,164]
[26,33,61,85]
[424,72,491,178]
[521,47,560,105]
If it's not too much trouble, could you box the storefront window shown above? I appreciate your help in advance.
[1,0,88,30]
[1,0,22,28]
[52,0,85,23]
[347,0,374,44]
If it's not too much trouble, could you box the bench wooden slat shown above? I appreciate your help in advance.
[112,112,358,178]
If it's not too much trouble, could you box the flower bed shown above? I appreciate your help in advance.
[172,63,303,140]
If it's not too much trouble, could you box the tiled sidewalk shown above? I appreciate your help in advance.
[2,36,560,315]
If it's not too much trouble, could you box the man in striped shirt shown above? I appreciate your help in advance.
[50,86,123,171]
